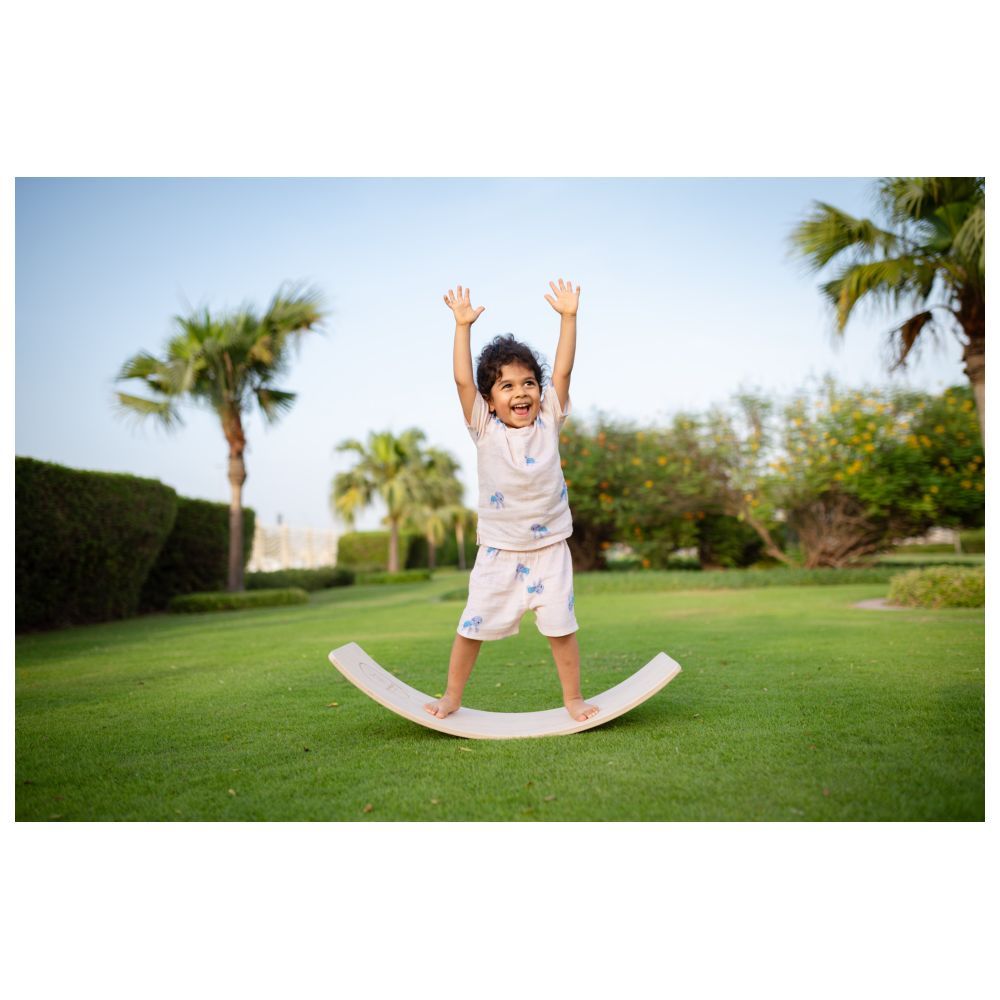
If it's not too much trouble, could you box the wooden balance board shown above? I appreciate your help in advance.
[328,642,682,740]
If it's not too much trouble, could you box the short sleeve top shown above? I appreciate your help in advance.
[465,385,573,550]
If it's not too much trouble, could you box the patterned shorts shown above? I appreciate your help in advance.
[457,540,578,640]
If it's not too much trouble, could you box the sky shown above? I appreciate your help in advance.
[15,177,969,533]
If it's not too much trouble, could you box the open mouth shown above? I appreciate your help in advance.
[512,403,531,417]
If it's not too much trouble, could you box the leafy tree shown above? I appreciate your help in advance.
[116,284,326,591]
[331,429,428,573]
[403,446,465,570]
[698,393,792,565]
[790,177,985,437]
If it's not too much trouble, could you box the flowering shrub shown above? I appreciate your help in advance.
[560,416,720,569]
[770,382,983,566]
[559,383,983,571]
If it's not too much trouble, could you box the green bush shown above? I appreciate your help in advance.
[887,566,985,609]
[357,568,433,585]
[336,531,420,569]
[168,588,309,613]
[140,497,255,610]
[696,513,765,568]
[960,528,985,553]
[16,456,178,630]
[245,566,354,591]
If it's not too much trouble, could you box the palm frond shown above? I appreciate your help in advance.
[789,202,901,270]
[114,391,184,429]
[820,256,933,330]
[953,202,985,281]
[887,310,935,370]
[255,387,297,424]
[879,177,983,224]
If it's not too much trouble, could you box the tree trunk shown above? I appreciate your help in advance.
[958,288,985,444]
[228,452,247,591]
[388,518,399,572]
[456,520,466,571]
[789,490,910,568]
[427,533,437,570]
[721,495,791,565]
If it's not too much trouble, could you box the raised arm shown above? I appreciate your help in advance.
[443,285,484,424]
[544,278,580,412]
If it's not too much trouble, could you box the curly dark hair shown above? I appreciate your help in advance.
[475,334,548,399]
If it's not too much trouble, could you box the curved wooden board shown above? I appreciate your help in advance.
[328,642,682,740]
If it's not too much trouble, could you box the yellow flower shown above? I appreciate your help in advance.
[631,457,641,466]
[961,400,974,412]
[920,435,932,448]
[828,437,838,446]
[930,485,939,494]
[864,443,875,453]
[644,480,653,489]
[833,472,844,481]
[962,480,972,489]
[641,558,651,569]
[657,456,667,466]
[850,435,861,444]
[867,422,876,431]
[934,425,945,435]
[939,456,951,466]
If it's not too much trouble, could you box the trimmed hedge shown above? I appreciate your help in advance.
[887,566,985,609]
[168,588,309,613]
[16,456,178,630]
[140,497,255,610]
[246,567,355,591]
[357,568,433,585]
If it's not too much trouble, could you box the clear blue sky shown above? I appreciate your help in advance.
[16,178,967,531]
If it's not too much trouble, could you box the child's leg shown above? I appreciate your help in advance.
[424,634,482,718]
[547,633,599,721]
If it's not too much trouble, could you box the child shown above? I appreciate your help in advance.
[424,280,599,723]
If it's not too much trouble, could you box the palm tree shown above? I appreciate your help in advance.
[404,446,464,570]
[116,284,326,591]
[331,429,428,572]
[790,177,985,436]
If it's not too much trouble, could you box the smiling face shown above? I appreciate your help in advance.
[487,362,541,428]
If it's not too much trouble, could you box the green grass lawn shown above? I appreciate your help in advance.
[15,570,984,821]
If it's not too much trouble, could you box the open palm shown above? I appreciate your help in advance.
[544,278,580,315]
[443,285,485,325]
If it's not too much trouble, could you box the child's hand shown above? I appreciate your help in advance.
[443,285,485,325]
[544,278,580,316]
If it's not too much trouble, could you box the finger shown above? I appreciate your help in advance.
[549,281,559,295]
[544,294,555,306]
[464,287,471,303]
[457,285,463,298]
[558,278,566,289]
[567,281,574,292]
[474,306,485,318]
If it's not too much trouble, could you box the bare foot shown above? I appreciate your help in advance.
[424,693,462,719]
[565,697,599,722]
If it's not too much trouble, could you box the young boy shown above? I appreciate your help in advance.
[424,280,599,723]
